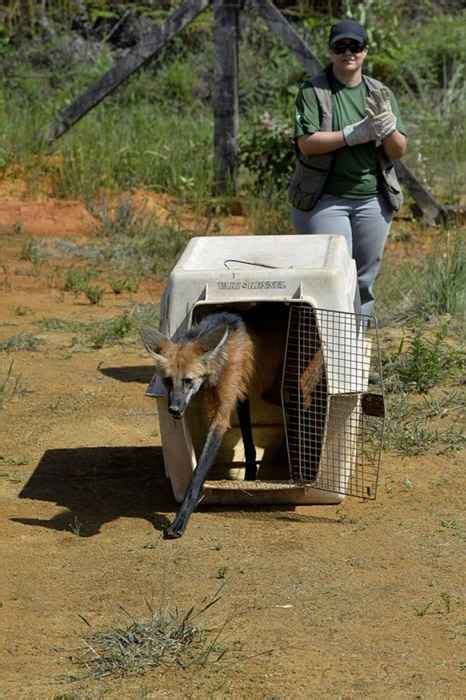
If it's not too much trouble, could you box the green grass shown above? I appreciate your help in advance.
[0,332,42,352]
[375,232,466,325]
[36,317,91,333]
[51,104,214,202]
[74,589,231,680]
[421,236,466,317]
[381,389,465,456]
[109,275,140,295]
[382,326,464,393]
[63,267,98,294]
[36,305,159,351]
[19,238,48,265]
[0,9,465,206]
[88,314,134,349]
[84,285,104,305]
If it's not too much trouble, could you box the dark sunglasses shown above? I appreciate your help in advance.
[332,41,366,54]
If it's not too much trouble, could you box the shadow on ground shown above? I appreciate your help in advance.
[98,365,154,384]
[12,446,346,537]
[12,446,174,536]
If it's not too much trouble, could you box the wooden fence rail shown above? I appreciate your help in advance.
[44,0,445,223]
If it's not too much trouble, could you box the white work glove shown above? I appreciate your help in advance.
[366,87,392,115]
[366,87,397,142]
[342,116,376,147]
[370,111,397,142]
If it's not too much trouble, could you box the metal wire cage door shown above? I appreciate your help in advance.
[282,303,385,499]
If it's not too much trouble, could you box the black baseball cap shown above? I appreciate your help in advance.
[329,19,368,47]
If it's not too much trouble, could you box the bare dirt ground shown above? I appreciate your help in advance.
[0,184,465,699]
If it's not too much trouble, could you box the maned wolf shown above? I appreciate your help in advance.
[141,312,256,539]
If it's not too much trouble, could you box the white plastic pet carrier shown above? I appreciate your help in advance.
[146,234,385,506]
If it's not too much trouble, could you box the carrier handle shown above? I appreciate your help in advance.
[223,258,279,270]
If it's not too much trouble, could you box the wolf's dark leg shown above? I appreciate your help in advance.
[237,398,257,481]
[164,427,224,539]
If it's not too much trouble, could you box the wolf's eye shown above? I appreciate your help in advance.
[183,377,194,388]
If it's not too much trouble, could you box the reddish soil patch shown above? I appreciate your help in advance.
[1,187,465,698]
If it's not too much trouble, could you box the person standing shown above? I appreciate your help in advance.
[289,19,407,315]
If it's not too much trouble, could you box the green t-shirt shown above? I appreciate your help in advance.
[294,74,406,199]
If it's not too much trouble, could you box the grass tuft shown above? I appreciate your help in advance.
[89,314,133,349]
[63,267,98,295]
[20,238,48,265]
[0,332,42,352]
[76,591,229,679]
[84,285,104,305]
[109,276,140,295]
[0,361,24,408]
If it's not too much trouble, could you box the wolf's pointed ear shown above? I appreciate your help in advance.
[198,326,229,364]
[140,326,170,363]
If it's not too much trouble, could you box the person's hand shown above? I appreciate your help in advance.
[342,116,376,147]
[366,87,397,142]
[370,110,397,142]
[366,87,392,117]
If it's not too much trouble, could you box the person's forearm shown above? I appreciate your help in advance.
[297,131,345,156]
[382,131,407,160]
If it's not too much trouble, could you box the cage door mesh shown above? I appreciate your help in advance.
[282,304,384,499]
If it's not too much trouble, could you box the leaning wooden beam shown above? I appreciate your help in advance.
[254,0,445,223]
[252,0,322,76]
[45,0,212,143]
[212,0,240,194]
[394,160,445,225]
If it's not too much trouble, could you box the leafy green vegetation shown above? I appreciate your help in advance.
[1,2,463,202]
[36,305,159,350]
[375,232,466,324]
[382,326,464,393]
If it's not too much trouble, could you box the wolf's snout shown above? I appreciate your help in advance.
[168,405,183,419]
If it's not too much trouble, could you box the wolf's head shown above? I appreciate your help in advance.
[141,324,229,419]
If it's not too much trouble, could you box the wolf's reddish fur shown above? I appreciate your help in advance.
[141,312,256,538]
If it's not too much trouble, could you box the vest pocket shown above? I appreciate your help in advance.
[288,161,328,211]
[383,165,401,193]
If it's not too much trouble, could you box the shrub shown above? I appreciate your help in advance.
[84,285,104,305]
[240,113,294,192]
[109,276,140,294]
[89,313,134,349]
[63,267,98,294]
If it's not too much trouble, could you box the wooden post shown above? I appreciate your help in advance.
[212,0,240,195]
[44,0,212,143]
[252,0,322,76]
[394,160,445,225]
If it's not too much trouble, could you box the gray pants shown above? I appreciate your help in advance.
[292,194,392,316]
